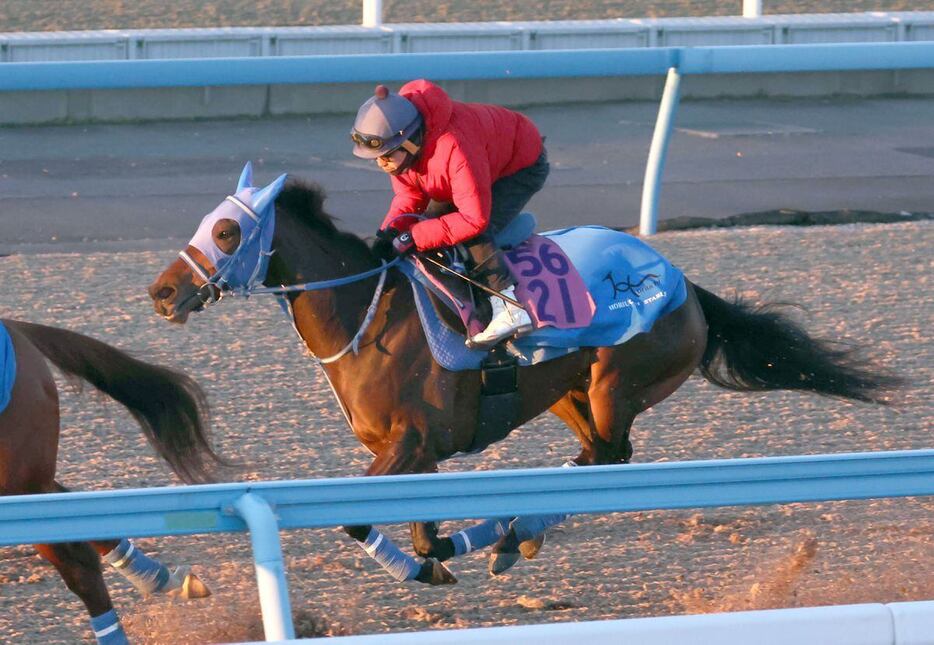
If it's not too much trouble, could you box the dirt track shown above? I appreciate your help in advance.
[0,220,931,643]
[0,1,929,33]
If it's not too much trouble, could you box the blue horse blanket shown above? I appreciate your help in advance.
[0,321,16,415]
[407,226,687,370]
[513,226,686,350]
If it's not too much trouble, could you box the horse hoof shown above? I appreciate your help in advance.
[519,533,546,560]
[488,551,521,576]
[416,558,458,585]
[489,529,522,575]
[165,566,212,599]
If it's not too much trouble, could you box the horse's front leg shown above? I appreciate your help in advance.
[410,520,454,561]
[342,424,456,585]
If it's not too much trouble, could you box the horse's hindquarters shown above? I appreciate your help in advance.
[593,283,707,413]
[0,323,60,495]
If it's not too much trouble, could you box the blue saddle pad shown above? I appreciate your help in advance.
[0,321,16,415]
[512,226,687,352]
[403,226,686,371]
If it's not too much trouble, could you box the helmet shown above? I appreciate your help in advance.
[351,85,423,159]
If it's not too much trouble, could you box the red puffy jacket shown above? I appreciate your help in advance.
[380,80,543,251]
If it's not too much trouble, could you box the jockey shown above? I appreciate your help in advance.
[351,80,549,348]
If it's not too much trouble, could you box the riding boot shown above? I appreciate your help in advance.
[464,235,532,348]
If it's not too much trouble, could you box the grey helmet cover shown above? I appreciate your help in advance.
[351,85,423,159]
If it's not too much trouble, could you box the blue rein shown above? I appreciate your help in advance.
[246,256,402,296]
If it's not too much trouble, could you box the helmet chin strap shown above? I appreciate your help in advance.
[400,139,420,155]
[391,141,420,174]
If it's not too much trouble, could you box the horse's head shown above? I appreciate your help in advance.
[148,162,287,323]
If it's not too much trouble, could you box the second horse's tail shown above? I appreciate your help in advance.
[691,284,902,405]
[6,319,223,483]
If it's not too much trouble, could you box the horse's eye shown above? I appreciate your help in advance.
[218,231,229,240]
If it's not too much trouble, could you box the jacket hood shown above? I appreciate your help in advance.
[398,80,453,153]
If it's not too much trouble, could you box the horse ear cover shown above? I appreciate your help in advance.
[237,161,254,192]
[252,173,288,216]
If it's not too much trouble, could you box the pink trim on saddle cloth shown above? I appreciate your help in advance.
[504,235,596,330]
[412,258,486,337]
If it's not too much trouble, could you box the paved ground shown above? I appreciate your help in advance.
[2,95,934,255]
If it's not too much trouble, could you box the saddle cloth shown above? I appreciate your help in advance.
[403,225,687,371]
[0,321,16,415]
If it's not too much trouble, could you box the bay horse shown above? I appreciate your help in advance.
[147,165,900,585]
[0,318,222,644]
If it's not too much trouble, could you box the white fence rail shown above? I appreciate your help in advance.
[3,12,934,62]
[316,602,934,645]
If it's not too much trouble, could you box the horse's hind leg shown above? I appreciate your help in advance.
[48,482,211,600]
[549,387,627,465]
[426,385,593,572]
[490,292,708,570]
[2,328,125,642]
[585,285,708,465]
[481,389,594,575]
[488,318,702,576]
[91,537,210,600]
[34,542,129,645]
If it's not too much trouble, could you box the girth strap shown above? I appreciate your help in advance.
[470,345,520,453]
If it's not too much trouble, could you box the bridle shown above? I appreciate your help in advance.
[175,193,402,363]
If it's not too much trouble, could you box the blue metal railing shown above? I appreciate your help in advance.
[0,48,675,89]
[3,450,934,640]
[1,42,933,91]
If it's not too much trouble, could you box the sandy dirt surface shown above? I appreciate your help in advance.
[0,1,929,33]
[0,219,931,643]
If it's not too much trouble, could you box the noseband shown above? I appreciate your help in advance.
[177,250,223,305]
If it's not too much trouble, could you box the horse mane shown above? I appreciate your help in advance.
[276,177,374,256]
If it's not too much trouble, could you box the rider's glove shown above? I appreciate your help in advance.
[392,231,416,257]
[373,227,399,260]
[376,227,399,242]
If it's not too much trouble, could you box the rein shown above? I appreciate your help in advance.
[248,259,400,296]
[270,259,396,364]
[184,250,400,364]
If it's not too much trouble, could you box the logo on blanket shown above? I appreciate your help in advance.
[603,271,665,310]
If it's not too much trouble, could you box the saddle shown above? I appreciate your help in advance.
[409,213,596,339]
[398,217,688,453]
[399,218,688,371]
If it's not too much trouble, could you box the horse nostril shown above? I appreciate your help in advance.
[149,283,176,302]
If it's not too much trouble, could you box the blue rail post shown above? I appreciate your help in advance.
[232,493,295,641]
[640,65,682,236]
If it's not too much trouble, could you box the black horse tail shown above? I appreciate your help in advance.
[7,319,224,483]
[691,284,902,405]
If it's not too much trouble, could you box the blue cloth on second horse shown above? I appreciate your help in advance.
[0,321,16,415]
[404,226,687,371]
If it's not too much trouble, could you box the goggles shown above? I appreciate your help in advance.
[351,127,420,159]
[351,129,389,150]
